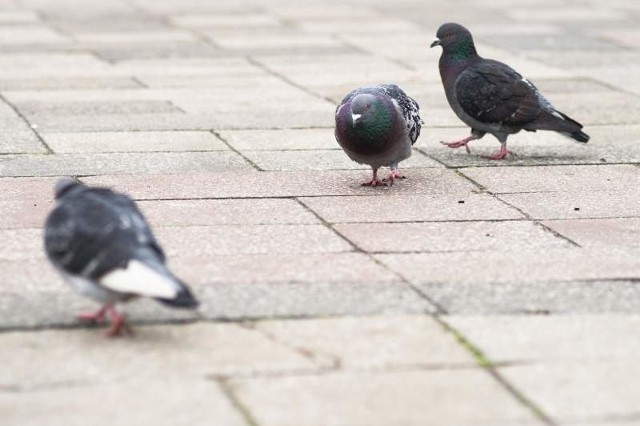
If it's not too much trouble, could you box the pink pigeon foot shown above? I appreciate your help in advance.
[104,305,132,338]
[482,144,516,160]
[77,305,109,323]
[440,135,477,154]
[362,169,388,187]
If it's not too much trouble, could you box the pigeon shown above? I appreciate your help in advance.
[431,22,589,159]
[335,84,423,186]
[43,178,198,337]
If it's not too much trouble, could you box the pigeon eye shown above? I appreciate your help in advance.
[443,32,452,38]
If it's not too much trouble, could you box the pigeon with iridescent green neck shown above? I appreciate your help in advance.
[431,22,589,160]
[335,84,422,186]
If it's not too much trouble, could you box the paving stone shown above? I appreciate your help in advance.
[0,177,57,229]
[419,280,640,314]
[257,316,475,369]
[0,380,246,426]
[82,168,478,199]
[300,193,524,223]
[0,77,142,91]
[0,26,70,45]
[219,128,336,151]
[0,151,252,177]
[92,41,223,62]
[170,13,283,29]
[460,165,640,193]
[542,218,640,248]
[500,362,640,424]
[229,369,542,426]
[138,198,320,226]
[0,100,46,154]
[498,190,640,220]
[0,322,320,387]
[375,248,640,285]
[0,53,110,78]
[482,32,624,52]
[447,315,640,362]
[171,252,400,286]
[197,282,436,320]
[155,225,352,257]
[71,30,197,43]
[335,221,571,253]
[42,131,228,153]
[243,149,441,171]
[15,100,181,117]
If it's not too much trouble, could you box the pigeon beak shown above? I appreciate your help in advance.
[351,113,362,124]
[430,38,440,48]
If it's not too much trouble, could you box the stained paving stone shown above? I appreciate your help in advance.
[0,151,252,176]
[42,131,228,153]
[542,218,640,248]
[82,168,478,199]
[497,190,640,220]
[138,198,320,226]
[300,193,524,223]
[0,380,247,426]
[415,280,640,314]
[229,369,543,426]
[499,362,640,424]
[197,282,436,319]
[447,315,640,362]
[459,164,640,193]
[375,248,640,285]
[243,149,441,171]
[335,221,571,253]
[256,316,475,369]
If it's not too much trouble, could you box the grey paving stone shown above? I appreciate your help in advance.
[0,25,70,45]
[82,168,478,199]
[0,77,142,91]
[15,100,181,117]
[92,41,223,62]
[257,316,475,369]
[138,198,320,226]
[0,380,246,426]
[155,224,352,257]
[0,151,252,177]
[447,315,640,363]
[542,218,640,248]
[0,322,320,386]
[219,128,336,151]
[375,248,640,285]
[0,100,46,154]
[0,53,110,78]
[498,191,640,220]
[460,165,640,194]
[483,32,624,52]
[300,193,524,223]
[197,282,436,320]
[170,13,282,29]
[415,280,640,314]
[42,131,228,153]
[500,362,640,424]
[229,370,542,426]
[334,221,572,253]
[243,149,441,171]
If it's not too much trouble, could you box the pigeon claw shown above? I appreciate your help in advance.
[361,179,388,187]
[440,140,472,154]
[482,144,516,160]
[77,306,108,324]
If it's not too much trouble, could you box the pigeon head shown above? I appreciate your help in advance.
[347,93,395,138]
[53,178,83,199]
[431,23,477,59]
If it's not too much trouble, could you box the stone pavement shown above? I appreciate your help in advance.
[1,0,639,425]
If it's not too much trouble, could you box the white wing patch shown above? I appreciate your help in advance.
[100,260,178,299]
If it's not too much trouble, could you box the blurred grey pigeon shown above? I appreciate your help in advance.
[335,84,423,186]
[431,22,589,159]
[44,178,198,337]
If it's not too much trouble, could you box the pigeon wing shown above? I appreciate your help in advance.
[455,60,541,127]
[380,84,422,144]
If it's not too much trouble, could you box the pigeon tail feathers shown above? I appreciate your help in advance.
[157,282,199,309]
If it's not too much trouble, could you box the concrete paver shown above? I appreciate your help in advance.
[0,0,638,424]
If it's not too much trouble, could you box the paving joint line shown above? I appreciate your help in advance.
[293,198,449,314]
[0,92,53,154]
[435,317,557,426]
[211,130,265,171]
[218,379,262,426]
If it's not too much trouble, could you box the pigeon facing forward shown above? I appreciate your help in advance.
[335,84,423,186]
[431,23,589,159]
[44,179,198,337]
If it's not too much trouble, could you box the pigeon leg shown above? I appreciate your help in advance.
[362,168,387,187]
[483,142,514,160]
[77,305,109,323]
[440,135,479,154]
[383,167,406,185]
[104,305,132,337]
